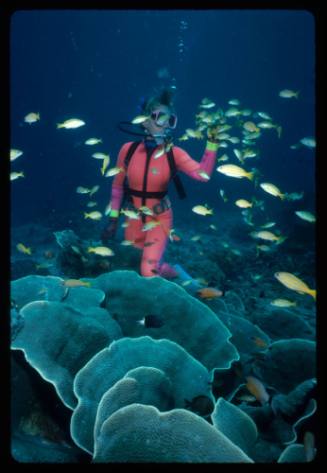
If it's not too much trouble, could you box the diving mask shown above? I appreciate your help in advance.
[150,110,178,129]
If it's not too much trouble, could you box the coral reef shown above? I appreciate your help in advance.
[10,267,317,463]
[71,336,214,453]
[93,404,253,463]
[12,299,123,409]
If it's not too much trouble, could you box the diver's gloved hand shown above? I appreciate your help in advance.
[101,217,119,243]
[206,126,220,143]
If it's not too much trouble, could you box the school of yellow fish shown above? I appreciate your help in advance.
[11,89,316,301]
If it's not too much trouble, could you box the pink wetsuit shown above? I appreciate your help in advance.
[108,141,218,277]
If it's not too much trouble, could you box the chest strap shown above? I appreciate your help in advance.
[122,140,186,200]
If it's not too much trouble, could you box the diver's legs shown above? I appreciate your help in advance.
[140,209,174,278]
[124,217,145,249]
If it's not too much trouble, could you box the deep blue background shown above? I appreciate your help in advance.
[10,9,315,230]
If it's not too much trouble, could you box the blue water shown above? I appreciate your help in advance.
[10,9,315,230]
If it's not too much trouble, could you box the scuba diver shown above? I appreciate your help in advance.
[101,87,220,279]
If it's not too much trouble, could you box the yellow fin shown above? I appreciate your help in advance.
[308,289,316,300]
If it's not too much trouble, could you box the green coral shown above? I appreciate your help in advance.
[211,397,258,456]
[11,300,122,409]
[93,404,254,462]
[91,270,239,371]
[71,336,214,454]
[94,367,174,446]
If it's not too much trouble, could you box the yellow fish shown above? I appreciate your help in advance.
[192,205,213,216]
[235,199,252,209]
[300,137,316,148]
[225,107,242,117]
[142,221,162,232]
[10,172,25,181]
[295,211,316,223]
[87,246,114,256]
[56,118,85,129]
[139,206,154,216]
[217,164,254,180]
[228,98,240,106]
[260,221,276,229]
[185,128,203,139]
[76,186,91,194]
[131,115,150,124]
[121,209,139,219]
[256,244,272,253]
[250,230,286,244]
[24,112,40,124]
[219,189,228,202]
[63,279,91,287]
[274,272,316,300]
[10,149,23,161]
[92,152,110,160]
[197,170,210,180]
[270,298,297,308]
[259,182,285,200]
[243,121,260,133]
[120,240,135,246]
[242,149,257,159]
[89,185,100,197]
[84,211,102,220]
[85,138,102,145]
[199,98,216,109]
[154,146,166,159]
[257,121,282,137]
[279,89,299,99]
[101,156,110,176]
[228,136,240,144]
[16,243,32,255]
[105,166,124,177]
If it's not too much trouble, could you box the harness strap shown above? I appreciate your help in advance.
[125,188,167,198]
[122,140,187,201]
[166,148,187,199]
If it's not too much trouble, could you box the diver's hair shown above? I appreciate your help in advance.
[142,86,176,114]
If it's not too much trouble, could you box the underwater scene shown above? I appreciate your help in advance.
[10,9,317,463]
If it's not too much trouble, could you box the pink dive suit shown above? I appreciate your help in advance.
[107,140,218,277]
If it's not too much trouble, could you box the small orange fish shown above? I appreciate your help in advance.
[251,336,269,349]
[62,279,91,288]
[196,287,224,300]
[245,375,270,405]
[171,234,181,242]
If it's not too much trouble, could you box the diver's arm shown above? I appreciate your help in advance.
[174,141,219,181]
[107,142,133,217]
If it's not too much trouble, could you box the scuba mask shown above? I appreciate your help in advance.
[150,110,178,129]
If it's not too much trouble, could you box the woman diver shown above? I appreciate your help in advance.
[101,87,220,279]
